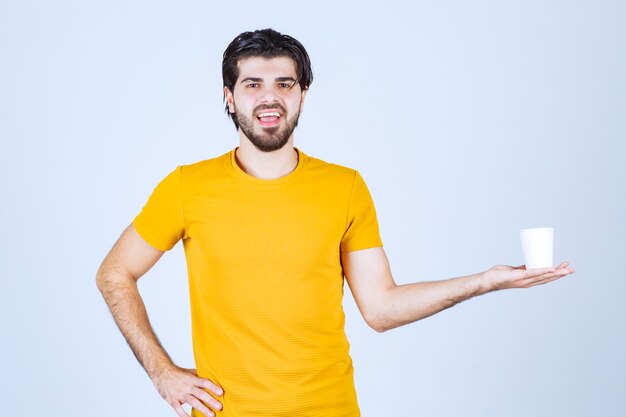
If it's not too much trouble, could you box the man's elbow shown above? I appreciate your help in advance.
[95,265,107,291]
[96,267,115,293]
[363,290,397,333]
[365,312,393,333]
[369,322,389,333]
[96,264,133,292]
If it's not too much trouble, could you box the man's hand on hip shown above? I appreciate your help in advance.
[152,365,224,417]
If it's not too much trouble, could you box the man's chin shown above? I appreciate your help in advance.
[249,135,289,152]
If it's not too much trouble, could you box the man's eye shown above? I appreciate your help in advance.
[247,83,258,88]
[279,83,293,88]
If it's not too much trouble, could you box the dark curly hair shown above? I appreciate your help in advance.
[222,28,313,130]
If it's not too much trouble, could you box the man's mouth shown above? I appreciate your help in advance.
[256,111,282,127]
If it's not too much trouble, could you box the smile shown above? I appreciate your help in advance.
[257,112,282,127]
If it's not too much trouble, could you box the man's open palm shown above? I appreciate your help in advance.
[484,261,575,291]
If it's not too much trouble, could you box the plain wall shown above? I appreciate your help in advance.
[1,0,624,416]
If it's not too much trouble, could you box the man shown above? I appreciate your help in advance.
[96,28,574,417]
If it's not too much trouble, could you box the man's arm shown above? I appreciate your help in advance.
[96,223,173,377]
[341,247,574,333]
[96,224,223,417]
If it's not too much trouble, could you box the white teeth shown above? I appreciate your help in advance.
[258,112,280,118]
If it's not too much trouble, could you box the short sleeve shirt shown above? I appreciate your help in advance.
[133,147,383,416]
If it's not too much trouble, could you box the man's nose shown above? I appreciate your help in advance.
[258,85,281,102]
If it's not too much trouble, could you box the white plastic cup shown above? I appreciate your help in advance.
[519,227,554,269]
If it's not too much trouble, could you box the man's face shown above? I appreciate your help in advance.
[225,56,307,152]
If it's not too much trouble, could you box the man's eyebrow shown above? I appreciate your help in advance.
[240,77,297,84]
[276,77,297,83]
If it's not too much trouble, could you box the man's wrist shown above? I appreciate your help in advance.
[476,270,495,295]
[147,358,177,381]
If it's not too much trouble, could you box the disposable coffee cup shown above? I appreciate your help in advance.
[519,227,554,269]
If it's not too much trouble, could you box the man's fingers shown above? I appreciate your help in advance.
[528,274,565,287]
[519,268,570,287]
[196,377,224,397]
[186,395,215,417]
[522,266,555,279]
[193,387,223,412]
[522,261,570,275]
[171,401,190,417]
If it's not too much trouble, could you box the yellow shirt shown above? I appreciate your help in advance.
[133,147,383,416]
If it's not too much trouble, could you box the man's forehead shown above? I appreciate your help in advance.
[236,56,297,79]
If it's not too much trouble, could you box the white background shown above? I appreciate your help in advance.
[1,1,624,416]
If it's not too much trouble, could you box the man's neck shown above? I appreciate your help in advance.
[234,140,299,180]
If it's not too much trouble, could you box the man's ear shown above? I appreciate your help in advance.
[224,86,235,113]
[299,88,308,113]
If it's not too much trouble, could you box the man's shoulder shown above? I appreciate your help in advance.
[303,151,358,179]
[178,149,231,178]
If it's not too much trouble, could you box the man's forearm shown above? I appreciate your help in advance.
[377,271,489,332]
[96,271,174,379]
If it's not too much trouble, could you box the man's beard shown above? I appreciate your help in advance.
[234,105,300,152]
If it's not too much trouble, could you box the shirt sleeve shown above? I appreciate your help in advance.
[132,166,187,252]
[340,170,384,252]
